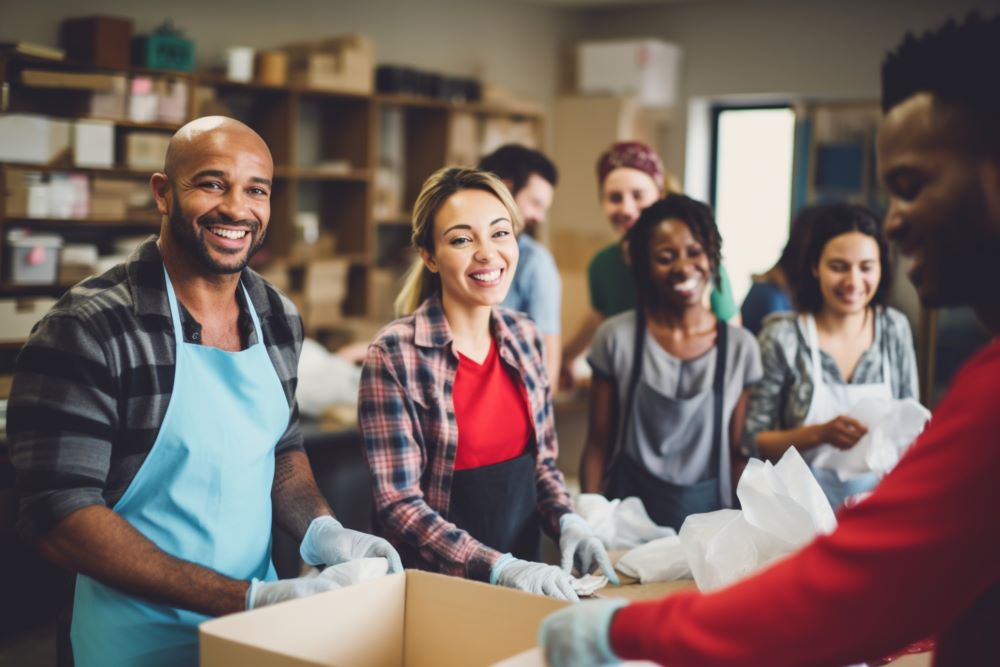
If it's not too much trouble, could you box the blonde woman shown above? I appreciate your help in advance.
[358,168,617,600]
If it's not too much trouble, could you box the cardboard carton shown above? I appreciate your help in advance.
[0,298,58,342]
[200,570,568,667]
[284,35,374,94]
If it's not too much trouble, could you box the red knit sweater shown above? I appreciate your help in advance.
[611,338,1000,667]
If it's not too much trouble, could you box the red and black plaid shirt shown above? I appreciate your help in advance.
[358,296,572,582]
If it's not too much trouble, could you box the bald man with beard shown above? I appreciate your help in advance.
[7,116,400,667]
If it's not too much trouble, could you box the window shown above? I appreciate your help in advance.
[710,106,796,304]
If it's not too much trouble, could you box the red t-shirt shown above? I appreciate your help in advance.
[611,337,1000,667]
[453,339,533,471]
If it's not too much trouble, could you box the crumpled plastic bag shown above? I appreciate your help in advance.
[615,534,691,583]
[574,493,676,550]
[296,338,363,418]
[680,448,837,591]
[810,397,931,481]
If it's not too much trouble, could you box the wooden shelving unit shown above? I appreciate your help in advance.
[0,49,545,341]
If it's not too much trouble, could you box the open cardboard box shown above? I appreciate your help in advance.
[200,570,567,666]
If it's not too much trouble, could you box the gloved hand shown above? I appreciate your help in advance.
[559,513,620,585]
[246,569,343,610]
[538,598,628,667]
[299,515,403,573]
[490,554,580,602]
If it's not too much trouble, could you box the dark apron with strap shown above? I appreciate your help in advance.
[449,450,541,561]
[603,312,728,532]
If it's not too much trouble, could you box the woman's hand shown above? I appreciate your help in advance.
[815,416,868,450]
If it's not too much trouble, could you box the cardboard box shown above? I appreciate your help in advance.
[285,35,374,94]
[0,114,72,165]
[60,15,133,68]
[303,258,349,304]
[200,570,568,667]
[0,298,57,342]
[73,119,114,168]
[577,38,682,107]
[5,232,63,284]
[125,132,171,170]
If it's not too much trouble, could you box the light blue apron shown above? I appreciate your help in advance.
[70,268,288,666]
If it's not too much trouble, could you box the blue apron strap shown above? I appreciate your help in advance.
[162,266,185,347]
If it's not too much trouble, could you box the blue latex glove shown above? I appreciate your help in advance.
[490,553,580,602]
[299,516,403,573]
[539,598,628,667]
[559,513,620,585]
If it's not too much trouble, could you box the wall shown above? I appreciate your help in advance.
[575,0,1000,179]
[0,0,583,113]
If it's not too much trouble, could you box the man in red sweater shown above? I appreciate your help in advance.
[540,13,1000,667]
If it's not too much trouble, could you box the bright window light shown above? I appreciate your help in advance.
[713,107,796,306]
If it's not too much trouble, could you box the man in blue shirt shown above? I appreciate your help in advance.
[479,145,562,383]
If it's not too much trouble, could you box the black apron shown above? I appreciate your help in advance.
[449,450,541,561]
[603,313,728,532]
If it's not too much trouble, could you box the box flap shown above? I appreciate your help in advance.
[200,572,406,667]
[403,571,568,666]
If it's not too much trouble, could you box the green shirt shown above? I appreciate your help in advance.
[587,242,739,320]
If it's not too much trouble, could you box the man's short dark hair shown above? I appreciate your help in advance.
[882,13,1000,157]
[478,144,558,196]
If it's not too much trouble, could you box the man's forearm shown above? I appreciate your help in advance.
[271,450,335,542]
[38,505,248,616]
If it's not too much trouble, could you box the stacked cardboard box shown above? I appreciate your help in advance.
[284,35,374,94]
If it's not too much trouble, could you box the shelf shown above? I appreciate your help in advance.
[3,51,194,79]
[0,282,73,297]
[375,94,450,110]
[374,93,542,119]
[100,118,182,131]
[198,74,371,101]
[375,217,411,227]
[274,166,371,182]
[4,217,159,228]
[196,74,293,93]
[0,162,155,177]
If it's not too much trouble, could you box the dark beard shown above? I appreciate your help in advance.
[168,201,265,275]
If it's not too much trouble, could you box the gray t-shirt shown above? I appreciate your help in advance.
[588,311,763,501]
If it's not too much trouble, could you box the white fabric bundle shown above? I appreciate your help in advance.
[574,493,675,550]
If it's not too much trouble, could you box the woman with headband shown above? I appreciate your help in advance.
[561,141,739,386]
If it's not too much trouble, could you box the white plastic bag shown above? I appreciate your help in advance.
[296,338,363,418]
[679,449,836,591]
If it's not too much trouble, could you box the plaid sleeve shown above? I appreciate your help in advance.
[358,344,502,581]
[522,323,573,538]
[7,313,118,543]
